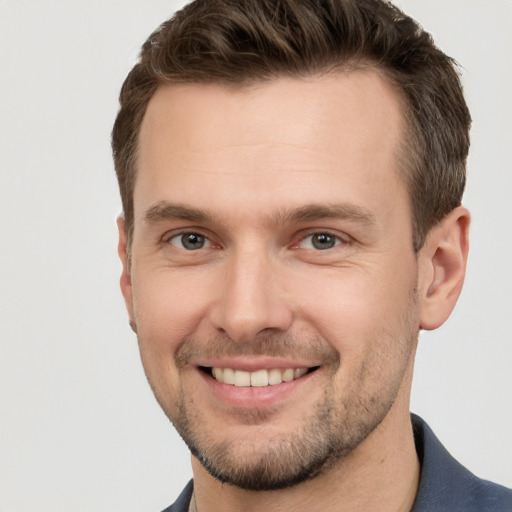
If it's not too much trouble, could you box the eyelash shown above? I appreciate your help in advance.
[295,232,345,251]
[163,230,348,252]
[165,231,213,251]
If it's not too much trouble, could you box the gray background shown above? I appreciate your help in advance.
[1,1,511,510]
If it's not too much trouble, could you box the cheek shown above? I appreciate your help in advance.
[131,270,215,356]
[302,270,410,317]
[131,271,215,416]
[289,262,419,352]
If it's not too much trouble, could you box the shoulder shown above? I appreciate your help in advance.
[158,420,512,512]
[160,480,194,512]
[411,414,512,512]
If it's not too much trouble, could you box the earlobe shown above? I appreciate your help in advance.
[419,206,470,331]
[116,215,136,331]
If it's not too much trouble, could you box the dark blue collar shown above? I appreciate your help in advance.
[411,413,511,511]
[163,415,511,511]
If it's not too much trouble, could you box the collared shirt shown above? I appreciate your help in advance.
[162,415,512,512]
[188,493,196,512]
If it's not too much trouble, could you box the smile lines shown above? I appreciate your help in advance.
[203,366,317,387]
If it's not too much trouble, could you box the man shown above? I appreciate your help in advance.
[112,0,512,510]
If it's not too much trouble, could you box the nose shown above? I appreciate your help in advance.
[208,249,294,343]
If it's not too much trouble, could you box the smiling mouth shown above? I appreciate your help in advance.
[199,366,320,387]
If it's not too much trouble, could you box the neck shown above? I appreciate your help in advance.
[191,406,420,512]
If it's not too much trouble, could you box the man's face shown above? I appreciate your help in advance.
[120,72,424,490]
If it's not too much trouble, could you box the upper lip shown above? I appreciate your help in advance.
[192,357,321,372]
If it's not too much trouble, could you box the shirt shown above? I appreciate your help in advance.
[161,414,512,512]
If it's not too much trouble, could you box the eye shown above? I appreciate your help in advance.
[168,232,211,250]
[299,232,342,250]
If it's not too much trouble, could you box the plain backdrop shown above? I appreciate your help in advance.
[0,1,511,511]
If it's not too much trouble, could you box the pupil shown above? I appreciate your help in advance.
[182,233,204,250]
[312,233,335,250]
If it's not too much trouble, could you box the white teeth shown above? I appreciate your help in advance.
[234,370,251,387]
[268,368,283,385]
[210,367,311,387]
[294,368,308,378]
[223,367,235,385]
[282,368,294,382]
[250,369,268,387]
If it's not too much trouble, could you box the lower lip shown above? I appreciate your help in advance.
[197,368,317,410]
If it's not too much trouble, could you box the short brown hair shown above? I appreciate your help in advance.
[112,0,471,251]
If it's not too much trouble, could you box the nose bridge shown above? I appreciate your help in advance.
[209,243,292,342]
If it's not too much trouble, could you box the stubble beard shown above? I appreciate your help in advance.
[173,381,389,491]
[147,320,418,492]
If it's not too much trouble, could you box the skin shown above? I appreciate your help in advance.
[118,71,470,512]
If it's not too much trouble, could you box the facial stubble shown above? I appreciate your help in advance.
[145,315,418,492]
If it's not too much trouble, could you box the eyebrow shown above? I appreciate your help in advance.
[143,201,376,227]
[275,203,376,226]
[144,202,214,223]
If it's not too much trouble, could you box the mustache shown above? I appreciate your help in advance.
[174,332,340,368]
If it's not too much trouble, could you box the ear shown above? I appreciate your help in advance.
[117,215,137,333]
[418,206,470,331]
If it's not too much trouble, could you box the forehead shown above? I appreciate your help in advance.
[140,71,404,156]
[135,71,406,225]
